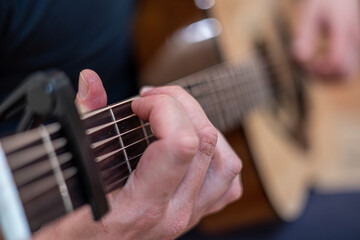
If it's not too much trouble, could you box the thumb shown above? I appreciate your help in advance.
[75,69,107,114]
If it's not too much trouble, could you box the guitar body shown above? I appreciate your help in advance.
[134,0,312,232]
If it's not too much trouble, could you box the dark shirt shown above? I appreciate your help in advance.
[0,0,138,104]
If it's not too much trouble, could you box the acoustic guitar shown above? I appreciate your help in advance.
[0,0,316,239]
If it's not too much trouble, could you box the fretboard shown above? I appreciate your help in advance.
[82,99,156,193]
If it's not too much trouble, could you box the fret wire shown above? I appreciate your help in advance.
[2,123,61,155]
[192,65,276,111]
[8,138,67,171]
[99,152,143,176]
[14,152,72,187]
[204,71,226,130]
[85,113,137,135]
[109,109,132,174]
[203,69,272,116]
[205,79,273,124]
[217,65,236,127]
[198,65,274,130]
[90,122,150,149]
[95,134,154,162]
[179,61,278,99]
[187,61,274,102]
[100,154,143,186]
[139,118,150,146]
[102,153,143,193]
[183,60,272,101]
[21,167,78,205]
[39,126,73,213]
[226,74,239,128]
[81,97,137,120]
[105,175,129,193]
[198,72,252,117]
[232,72,243,122]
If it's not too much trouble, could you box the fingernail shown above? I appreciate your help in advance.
[78,71,89,100]
[140,85,155,96]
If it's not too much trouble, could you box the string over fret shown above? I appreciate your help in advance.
[39,126,74,213]
[109,109,132,174]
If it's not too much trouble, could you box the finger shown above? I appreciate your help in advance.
[127,94,199,203]
[141,86,218,202]
[196,132,242,213]
[75,69,107,114]
[203,174,242,216]
[292,0,320,63]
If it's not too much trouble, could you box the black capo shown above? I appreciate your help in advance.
[0,70,108,220]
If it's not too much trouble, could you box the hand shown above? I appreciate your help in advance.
[292,0,360,78]
[34,70,242,240]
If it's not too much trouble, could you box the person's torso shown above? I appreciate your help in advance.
[0,0,138,103]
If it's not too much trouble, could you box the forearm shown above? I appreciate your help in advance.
[32,206,106,240]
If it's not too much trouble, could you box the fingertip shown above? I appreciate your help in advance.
[75,69,107,113]
[140,85,155,96]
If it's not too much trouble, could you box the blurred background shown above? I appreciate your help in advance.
[132,0,360,239]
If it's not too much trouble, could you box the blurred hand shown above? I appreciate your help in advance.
[293,0,360,78]
[35,70,242,240]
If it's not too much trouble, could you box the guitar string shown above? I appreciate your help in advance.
[21,155,141,205]
[99,152,144,177]
[196,62,274,123]
[18,134,151,205]
[182,61,273,107]
[9,133,155,189]
[95,134,155,162]
[86,113,137,135]
[21,167,78,204]
[90,122,150,149]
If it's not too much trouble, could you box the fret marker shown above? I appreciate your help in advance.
[109,109,132,174]
[40,126,74,213]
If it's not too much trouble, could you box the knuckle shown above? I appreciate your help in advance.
[173,133,199,160]
[198,125,218,156]
[226,181,243,204]
[230,156,243,177]
[219,151,242,180]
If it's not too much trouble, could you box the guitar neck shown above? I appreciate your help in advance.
[82,54,273,192]
[0,54,273,234]
[173,56,273,132]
